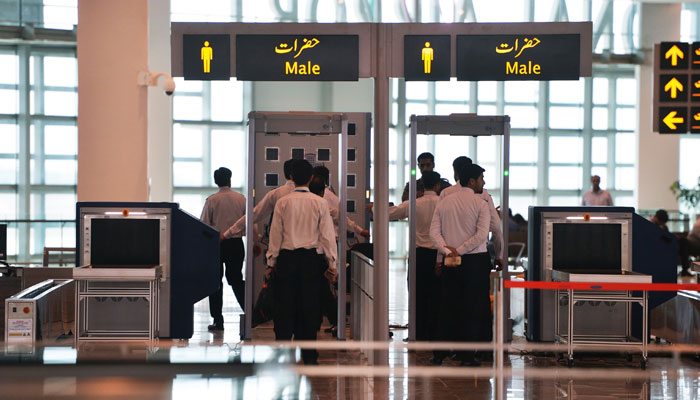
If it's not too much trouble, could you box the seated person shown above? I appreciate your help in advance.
[648,209,669,231]
[679,215,700,276]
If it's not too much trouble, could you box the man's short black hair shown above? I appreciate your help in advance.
[309,176,325,197]
[452,156,472,171]
[213,167,232,187]
[417,152,434,163]
[283,159,294,180]
[421,171,441,190]
[291,159,313,186]
[654,209,669,224]
[312,165,330,185]
[459,163,485,187]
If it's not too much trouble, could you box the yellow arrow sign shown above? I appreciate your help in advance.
[663,111,684,130]
[665,45,685,66]
[664,77,684,98]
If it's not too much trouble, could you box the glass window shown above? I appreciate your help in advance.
[615,133,635,164]
[593,77,609,105]
[510,136,537,163]
[476,136,496,163]
[211,80,244,122]
[211,129,246,188]
[436,80,469,101]
[434,136,469,181]
[510,166,537,189]
[549,106,583,129]
[591,167,608,188]
[548,196,581,206]
[44,193,76,219]
[44,125,77,155]
[549,80,584,104]
[509,195,536,219]
[477,104,497,116]
[504,81,539,103]
[44,91,77,116]
[44,159,76,185]
[615,108,635,131]
[173,96,204,120]
[592,107,608,130]
[173,161,204,187]
[616,78,637,106]
[504,105,538,129]
[615,166,635,190]
[43,56,77,87]
[406,82,428,100]
[591,136,608,164]
[435,103,470,116]
[549,136,582,163]
[405,103,428,125]
[0,89,18,114]
[548,166,582,190]
[0,53,18,85]
[0,124,18,154]
[173,124,204,158]
[477,81,497,102]
[0,193,17,219]
[473,0,526,22]
[679,137,700,187]
[0,159,18,184]
[173,194,207,218]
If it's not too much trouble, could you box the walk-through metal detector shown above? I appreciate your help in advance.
[407,114,511,341]
[244,112,351,340]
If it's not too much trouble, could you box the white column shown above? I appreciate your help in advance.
[635,3,681,210]
[77,0,149,201]
[147,0,173,201]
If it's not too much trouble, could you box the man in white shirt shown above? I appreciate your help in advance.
[582,175,614,206]
[311,166,369,240]
[440,156,504,270]
[221,159,296,239]
[267,159,337,365]
[200,167,246,331]
[430,163,491,366]
[386,170,442,341]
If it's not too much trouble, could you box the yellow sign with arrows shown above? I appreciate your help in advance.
[659,107,687,133]
[654,42,700,134]
[660,42,688,69]
[665,45,684,67]
[660,75,687,102]
[664,77,683,98]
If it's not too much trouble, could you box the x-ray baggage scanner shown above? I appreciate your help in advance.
[407,114,511,341]
[244,112,371,340]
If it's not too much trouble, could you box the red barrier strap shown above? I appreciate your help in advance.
[503,280,700,292]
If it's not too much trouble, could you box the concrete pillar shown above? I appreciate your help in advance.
[635,3,681,210]
[77,0,172,202]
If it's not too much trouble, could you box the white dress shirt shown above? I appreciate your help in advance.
[440,181,503,258]
[582,189,614,206]
[323,187,364,237]
[223,180,295,238]
[388,191,439,249]
[430,186,490,256]
[266,187,338,272]
[200,187,246,233]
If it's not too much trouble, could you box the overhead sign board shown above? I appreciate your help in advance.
[404,35,450,81]
[456,34,580,81]
[183,34,231,80]
[653,42,700,134]
[236,35,359,81]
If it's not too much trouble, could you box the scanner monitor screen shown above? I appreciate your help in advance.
[90,219,160,266]
[552,223,622,271]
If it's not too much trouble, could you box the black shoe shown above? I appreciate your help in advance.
[460,359,480,367]
[208,323,224,331]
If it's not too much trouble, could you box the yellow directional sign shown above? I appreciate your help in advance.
[660,74,688,102]
[663,111,684,130]
[692,108,700,133]
[659,107,688,133]
[692,75,700,101]
[665,45,684,67]
[664,77,683,99]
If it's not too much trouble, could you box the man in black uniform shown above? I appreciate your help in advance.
[200,167,246,331]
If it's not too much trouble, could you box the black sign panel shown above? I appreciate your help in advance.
[183,34,231,80]
[236,35,358,81]
[456,34,580,81]
[693,42,700,70]
[404,35,450,81]
[692,107,700,134]
[659,74,688,102]
[658,107,688,134]
[692,74,700,103]
[0,224,6,260]
[660,42,689,70]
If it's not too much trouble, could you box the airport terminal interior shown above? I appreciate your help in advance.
[2,0,700,399]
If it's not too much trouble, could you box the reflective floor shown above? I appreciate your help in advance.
[1,261,700,399]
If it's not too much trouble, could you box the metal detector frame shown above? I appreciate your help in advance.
[407,114,511,341]
[245,111,349,340]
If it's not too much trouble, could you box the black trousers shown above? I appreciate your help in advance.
[273,248,324,363]
[209,238,245,325]
[318,255,338,327]
[433,252,492,362]
[415,247,439,341]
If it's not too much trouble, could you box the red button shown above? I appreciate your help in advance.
[23,307,30,314]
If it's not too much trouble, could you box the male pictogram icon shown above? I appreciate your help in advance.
[201,41,213,73]
[422,42,434,74]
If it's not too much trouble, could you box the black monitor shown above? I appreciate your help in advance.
[552,223,622,272]
[0,224,6,261]
[90,219,159,266]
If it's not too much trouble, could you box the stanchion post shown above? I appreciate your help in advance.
[495,275,505,400]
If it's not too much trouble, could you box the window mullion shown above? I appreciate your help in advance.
[17,44,31,260]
